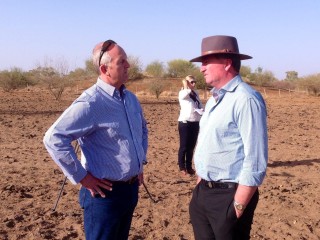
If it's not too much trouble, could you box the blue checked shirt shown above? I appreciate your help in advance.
[43,78,148,184]
[194,75,268,186]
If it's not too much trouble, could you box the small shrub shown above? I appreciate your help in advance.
[270,80,295,90]
[0,68,36,92]
[33,58,73,100]
[47,76,73,100]
[149,81,165,99]
[297,74,320,96]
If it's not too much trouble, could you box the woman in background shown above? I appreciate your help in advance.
[178,75,203,176]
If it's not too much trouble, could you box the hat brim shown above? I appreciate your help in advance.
[190,52,252,62]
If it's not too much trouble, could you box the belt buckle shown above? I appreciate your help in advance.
[206,181,227,189]
[207,181,214,188]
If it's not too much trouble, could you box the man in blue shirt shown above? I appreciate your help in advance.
[43,40,148,240]
[188,35,268,240]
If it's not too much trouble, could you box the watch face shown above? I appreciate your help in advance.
[236,204,244,210]
[234,202,245,211]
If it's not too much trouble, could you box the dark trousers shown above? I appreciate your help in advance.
[79,181,139,240]
[178,121,199,170]
[189,181,259,240]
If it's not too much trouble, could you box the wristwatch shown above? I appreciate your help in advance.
[234,201,246,212]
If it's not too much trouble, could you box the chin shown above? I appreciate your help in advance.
[207,79,218,88]
[205,80,213,86]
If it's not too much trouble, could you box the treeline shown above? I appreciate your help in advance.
[240,67,320,96]
[0,57,319,98]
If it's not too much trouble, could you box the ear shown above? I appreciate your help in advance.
[100,64,108,75]
[224,59,232,71]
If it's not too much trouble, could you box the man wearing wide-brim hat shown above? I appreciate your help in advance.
[189,35,268,240]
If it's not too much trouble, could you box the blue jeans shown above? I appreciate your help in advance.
[79,181,139,240]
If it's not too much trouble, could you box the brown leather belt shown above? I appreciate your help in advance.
[112,175,138,185]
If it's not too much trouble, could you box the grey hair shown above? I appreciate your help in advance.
[92,46,112,73]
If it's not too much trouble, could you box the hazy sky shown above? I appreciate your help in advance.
[1,1,319,79]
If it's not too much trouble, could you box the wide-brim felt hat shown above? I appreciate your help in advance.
[190,35,252,62]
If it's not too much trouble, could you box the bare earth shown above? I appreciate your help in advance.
[0,85,319,240]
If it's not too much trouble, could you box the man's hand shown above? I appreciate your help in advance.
[196,176,201,185]
[234,185,258,219]
[138,172,144,186]
[234,207,244,218]
[80,172,113,198]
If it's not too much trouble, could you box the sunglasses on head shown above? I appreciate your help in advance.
[98,40,117,66]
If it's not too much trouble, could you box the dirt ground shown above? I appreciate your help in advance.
[0,85,319,240]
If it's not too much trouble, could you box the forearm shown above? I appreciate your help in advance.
[179,89,191,100]
[234,184,258,205]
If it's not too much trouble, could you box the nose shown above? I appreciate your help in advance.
[200,65,206,73]
[126,60,130,68]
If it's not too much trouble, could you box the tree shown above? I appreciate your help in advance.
[189,68,206,90]
[285,71,299,81]
[240,65,251,78]
[85,58,98,76]
[28,66,57,82]
[167,59,197,78]
[35,57,73,100]
[69,68,88,80]
[248,68,276,87]
[145,61,165,78]
[127,55,143,80]
[256,67,263,74]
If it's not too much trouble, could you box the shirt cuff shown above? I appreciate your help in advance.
[68,167,88,184]
[238,170,266,186]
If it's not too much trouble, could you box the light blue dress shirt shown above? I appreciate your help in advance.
[43,78,148,184]
[194,75,268,186]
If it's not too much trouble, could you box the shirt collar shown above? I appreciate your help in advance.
[96,78,126,97]
[210,75,243,95]
[221,75,243,92]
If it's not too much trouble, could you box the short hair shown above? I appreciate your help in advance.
[215,54,241,73]
[92,44,112,73]
[229,55,241,72]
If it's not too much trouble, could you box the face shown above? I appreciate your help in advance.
[188,80,196,89]
[105,45,130,89]
[200,56,228,88]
